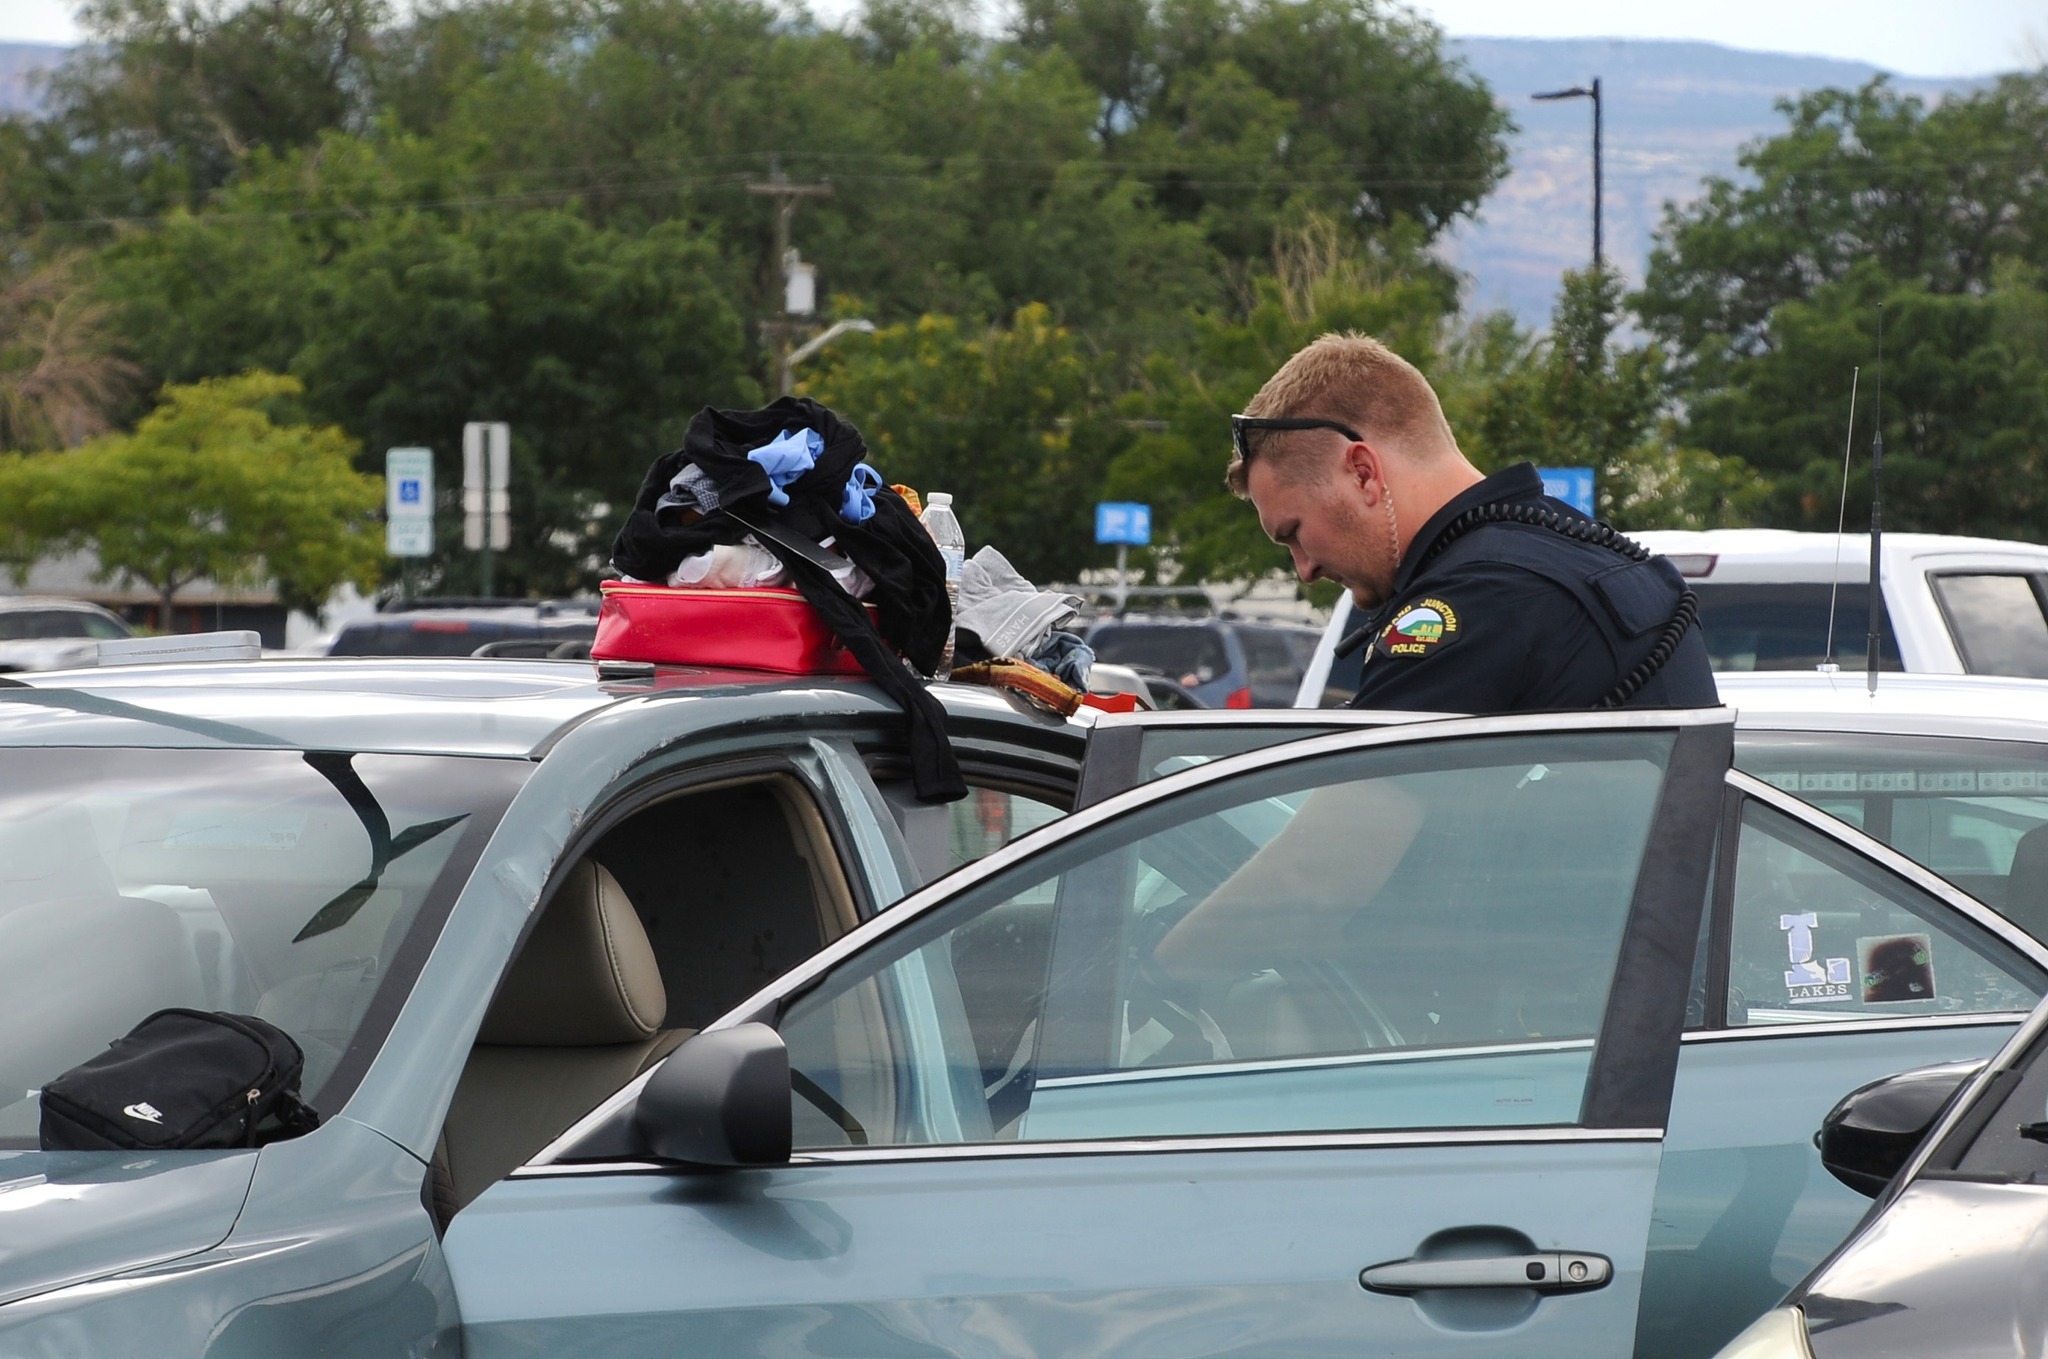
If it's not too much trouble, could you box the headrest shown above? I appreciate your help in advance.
[2006,824,2048,943]
[479,860,666,1046]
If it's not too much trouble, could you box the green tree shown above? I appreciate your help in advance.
[1637,71,2048,538]
[0,371,383,619]
[802,303,1123,585]
[42,0,389,208]
[1108,215,1457,591]
[1682,264,2048,537]
[1461,267,1769,529]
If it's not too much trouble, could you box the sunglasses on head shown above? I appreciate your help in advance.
[1229,414,1366,467]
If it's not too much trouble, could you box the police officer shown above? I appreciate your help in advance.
[1230,332,1717,712]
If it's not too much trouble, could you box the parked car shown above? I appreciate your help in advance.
[1088,615,1320,708]
[0,595,133,672]
[324,602,598,658]
[1714,991,2048,1358]
[1295,530,2048,706]
[4,657,2044,1357]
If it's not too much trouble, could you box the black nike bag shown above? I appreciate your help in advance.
[39,1008,322,1152]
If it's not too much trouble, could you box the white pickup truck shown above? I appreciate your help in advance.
[1294,529,2048,707]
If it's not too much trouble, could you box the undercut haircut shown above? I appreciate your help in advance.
[1225,332,1455,498]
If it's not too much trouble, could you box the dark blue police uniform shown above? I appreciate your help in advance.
[1348,462,1718,713]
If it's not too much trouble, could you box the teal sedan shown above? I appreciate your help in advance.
[1,661,2043,1358]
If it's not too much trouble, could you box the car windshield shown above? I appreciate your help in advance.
[0,747,527,1147]
[1091,625,1230,685]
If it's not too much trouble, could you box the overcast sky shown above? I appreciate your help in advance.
[3,0,2042,77]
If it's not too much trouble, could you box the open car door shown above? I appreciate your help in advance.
[446,707,1731,1359]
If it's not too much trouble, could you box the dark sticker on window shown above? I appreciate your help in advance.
[1860,933,1936,1004]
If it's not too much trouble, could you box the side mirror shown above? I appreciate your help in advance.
[1817,1059,1983,1197]
[633,1024,792,1168]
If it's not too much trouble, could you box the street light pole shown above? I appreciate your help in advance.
[1532,77,1603,269]
[782,318,878,396]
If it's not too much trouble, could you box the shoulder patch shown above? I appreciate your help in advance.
[1375,597,1460,659]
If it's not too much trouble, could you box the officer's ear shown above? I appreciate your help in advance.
[1341,439,1385,498]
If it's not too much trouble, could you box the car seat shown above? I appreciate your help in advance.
[435,859,687,1214]
[2004,823,2048,945]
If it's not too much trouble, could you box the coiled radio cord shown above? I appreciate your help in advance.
[1333,500,1699,710]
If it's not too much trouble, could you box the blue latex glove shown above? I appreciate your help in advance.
[746,428,823,508]
[839,463,883,523]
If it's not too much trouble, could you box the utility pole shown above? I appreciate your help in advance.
[1532,77,1603,269]
[747,164,832,393]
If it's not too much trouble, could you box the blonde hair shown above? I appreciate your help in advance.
[1225,332,1453,497]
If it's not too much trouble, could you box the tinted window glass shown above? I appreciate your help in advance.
[1239,628,1305,687]
[1691,583,1901,672]
[0,749,525,1146]
[1089,625,1230,686]
[782,731,1673,1147]
[1725,801,2042,1028]
[1933,574,2048,679]
[0,610,125,641]
[1736,733,2048,941]
[878,781,1069,887]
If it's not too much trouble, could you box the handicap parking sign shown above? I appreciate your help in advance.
[1096,502,1152,546]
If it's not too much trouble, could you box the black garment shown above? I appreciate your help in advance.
[611,397,965,803]
[1347,462,1718,714]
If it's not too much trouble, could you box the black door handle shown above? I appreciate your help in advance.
[1360,1252,1612,1295]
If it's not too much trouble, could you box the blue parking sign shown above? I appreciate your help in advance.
[1096,501,1152,546]
[1539,467,1595,516]
[399,478,422,505]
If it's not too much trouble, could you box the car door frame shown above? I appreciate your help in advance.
[532,703,1733,1168]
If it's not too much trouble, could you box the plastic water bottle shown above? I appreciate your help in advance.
[920,492,965,678]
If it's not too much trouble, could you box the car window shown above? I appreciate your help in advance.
[1724,800,2043,1028]
[1736,733,2048,940]
[781,730,1675,1148]
[1690,583,1901,673]
[0,748,526,1146]
[1089,625,1230,686]
[1238,628,1304,687]
[0,609,125,641]
[1932,574,2048,679]
[878,781,1067,886]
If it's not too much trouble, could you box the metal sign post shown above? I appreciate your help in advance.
[1095,501,1153,612]
[463,422,511,596]
[385,447,434,600]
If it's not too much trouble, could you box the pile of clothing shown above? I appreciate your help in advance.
[950,547,1095,707]
[610,397,962,803]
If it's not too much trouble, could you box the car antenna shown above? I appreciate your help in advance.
[1819,366,1860,674]
[1865,304,1886,696]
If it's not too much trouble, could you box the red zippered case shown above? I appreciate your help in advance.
[591,582,874,675]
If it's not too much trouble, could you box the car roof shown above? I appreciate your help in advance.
[0,657,1083,758]
[1719,670,2048,744]
[1633,529,2048,581]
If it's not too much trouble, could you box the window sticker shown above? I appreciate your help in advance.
[1780,912,1854,1004]
[1859,933,1936,1004]
[1750,769,2048,794]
